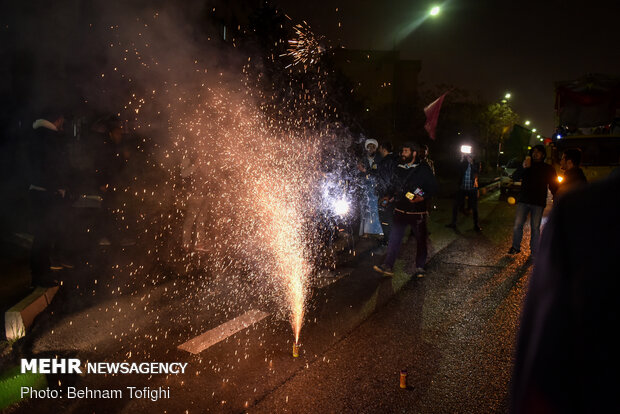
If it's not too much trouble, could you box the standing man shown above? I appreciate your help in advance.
[357,138,383,237]
[446,150,481,232]
[508,145,558,256]
[557,147,587,196]
[28,112,70,286]
[376,141,397,245]
[373,142,438,277]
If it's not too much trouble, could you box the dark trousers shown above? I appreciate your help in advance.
[384,210,428,269]
[29,190,62,285]
[378,202,394,244]
[451,188,479,226]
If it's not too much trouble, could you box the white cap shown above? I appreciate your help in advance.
[365,138,378,149]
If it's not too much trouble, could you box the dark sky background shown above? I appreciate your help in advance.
[275,0,619,135]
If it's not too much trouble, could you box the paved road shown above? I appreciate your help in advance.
[6,191,534,413]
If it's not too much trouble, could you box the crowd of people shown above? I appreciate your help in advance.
[19,108,620,412]
[23,110,595,289]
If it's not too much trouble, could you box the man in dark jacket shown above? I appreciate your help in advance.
[508,145,558,256]
[28,112,70,285]
[376,141,398,244]
[446,152,482,232]
[557,147,587,197]
[510,173,620,413]
[373,142,438,277]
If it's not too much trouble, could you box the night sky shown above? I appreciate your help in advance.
[276,0,619,135]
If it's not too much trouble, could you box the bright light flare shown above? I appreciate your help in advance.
[332,198,350,217]
[558,176,564,183]
[460,145,472,154]
[430,6,440,16]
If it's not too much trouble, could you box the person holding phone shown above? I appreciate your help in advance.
[446,146,482,232]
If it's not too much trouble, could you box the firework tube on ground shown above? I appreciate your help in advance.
[400,370,407,389]
[293,342,300,358]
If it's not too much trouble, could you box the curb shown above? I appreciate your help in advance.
[4,286,59,341]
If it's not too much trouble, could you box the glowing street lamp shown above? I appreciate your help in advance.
[524,120,531,126]
[505,92,512,100]
[532,128,537,133]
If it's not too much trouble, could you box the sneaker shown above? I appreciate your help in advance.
[474,225,482,232]
[445,223,457,229]
[373,264,394,276]
[415,267,426,277]
[507,247,520,254]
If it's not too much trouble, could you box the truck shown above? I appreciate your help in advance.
[552,74,620,182]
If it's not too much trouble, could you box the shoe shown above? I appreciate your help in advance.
[415,267,426,277]
[445,223,456,229]
[507,247,520,254]
[474,225,482,232]
[373,264,394,276]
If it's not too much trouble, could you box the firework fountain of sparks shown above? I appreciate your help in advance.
[282,20,326,70]
[78,6,357,360]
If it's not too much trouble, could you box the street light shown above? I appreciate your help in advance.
[524,120,531,126]
[532,128,537,132]
[505,92,512,100]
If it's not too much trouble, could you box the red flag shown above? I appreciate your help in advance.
[424,92,448,140]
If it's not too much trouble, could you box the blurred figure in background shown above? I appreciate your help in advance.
[510,173,620,413]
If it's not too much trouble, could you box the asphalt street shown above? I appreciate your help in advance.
[5,190,534,413]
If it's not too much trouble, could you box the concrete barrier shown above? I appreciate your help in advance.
[4,286,59,341]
